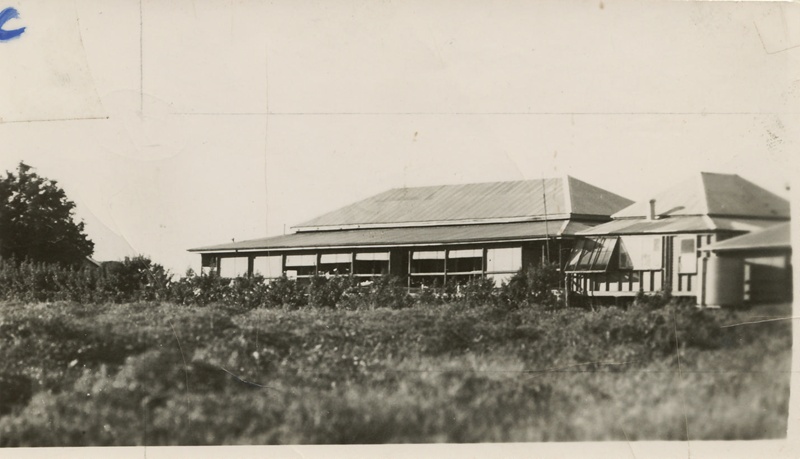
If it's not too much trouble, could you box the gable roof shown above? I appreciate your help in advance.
[703,222,791,252]
[293,176,633,231]
[612,172,790,220]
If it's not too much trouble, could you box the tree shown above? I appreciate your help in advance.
[0,162,94,265]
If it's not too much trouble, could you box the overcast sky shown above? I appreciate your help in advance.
[1,0,797,274]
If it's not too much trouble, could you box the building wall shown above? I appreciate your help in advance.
[745,253,792,303]
[568,232,720,299]
[207,239,574,288]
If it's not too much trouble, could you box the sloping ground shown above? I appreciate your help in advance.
[0,301,790,444]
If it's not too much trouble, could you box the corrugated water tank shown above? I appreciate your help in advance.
[704,256,744,308]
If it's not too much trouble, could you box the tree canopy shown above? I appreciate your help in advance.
[0,162,94,265]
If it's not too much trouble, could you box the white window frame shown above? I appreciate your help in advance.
[677,236,697,274]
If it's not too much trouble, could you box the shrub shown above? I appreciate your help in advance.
[0,373,33,416]
[456,277,497,307]
[413,278,445,306]
[263,275,306,309]
[365,276,413,310]
[224,275,271,310]
[632,289,672,310]
[169,271,230,306]
[0,256,174,304]
[498,262,563,310]
[308,275,359,308]
[336,276,412,310]
[98,256,174,303]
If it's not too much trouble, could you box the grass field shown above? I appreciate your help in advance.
[0,300,791,445]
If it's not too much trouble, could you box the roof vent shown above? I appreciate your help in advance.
[648,199,657,220]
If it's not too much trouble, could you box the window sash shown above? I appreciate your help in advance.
[285,254,317,267]
[619,236,663,270]
[253,256,282,278]
[320,253,352,264]
[565,237,617,272]
[678,237,697,274]
[412,251,445,260]
[219,257,248,278]
[486,247,522,273]
[448,249,482,259]
[355,252,390,261]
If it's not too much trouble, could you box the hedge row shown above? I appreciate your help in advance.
[0,257,573,310]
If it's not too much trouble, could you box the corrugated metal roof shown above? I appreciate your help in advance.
[190,219,589,253]
[707,217,783,233]
[703,222,791,252]
[293,176,632,230]
[565,176,633,216]
[578,216,780,236]
[612,172,790,219]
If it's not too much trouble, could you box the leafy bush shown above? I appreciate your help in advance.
[497,262,563,310]
[340,275,413,310]
[308,275,359,308]
[0,256,174,304]
[0,373,32,416]
[97,256,174,302]
[632,289,673,310]
[456,277,497,307]
[168,271,230,306]
[263,275,307,309]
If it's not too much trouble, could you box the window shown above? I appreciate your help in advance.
[285,254,316,266]
[253,256,282,278]
[354,252,390,276]
[410,250,445,288]
[219,257,248,278]
[678,237,697,274]
[483,247,522,287]
[201,255,218,275]
[285,254,317,277]
[619,236,663,270]
[564,238,617,272]
[446,249,483,274]
[409,275,445,289]
[486,247,521,273]
[319,253,352,275]
[411,250,446,274]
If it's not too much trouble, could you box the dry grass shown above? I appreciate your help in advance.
[0,300,790,445]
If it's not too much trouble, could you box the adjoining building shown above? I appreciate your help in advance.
[188,177,634,288]
[700,222,792,307]
[564,172,790,303]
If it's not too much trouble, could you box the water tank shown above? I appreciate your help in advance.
[704,256,744,308]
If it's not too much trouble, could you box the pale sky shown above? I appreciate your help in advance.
[1,0,797,275]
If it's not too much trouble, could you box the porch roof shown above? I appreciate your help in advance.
[703,222,791,252]
[190,220,591,253]
[578,216,781,236]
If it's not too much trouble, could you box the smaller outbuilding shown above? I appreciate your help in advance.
[700,222,792,307]
[564,172,790,305]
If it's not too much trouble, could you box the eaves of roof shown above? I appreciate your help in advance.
[190,219,591,253]
[577,216,782,236]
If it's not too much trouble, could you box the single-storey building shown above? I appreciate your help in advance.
[564,172,790,303]
[189,177,633,288]
[699,222,792,307]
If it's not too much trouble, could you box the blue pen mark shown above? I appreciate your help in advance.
[0,7,26,41]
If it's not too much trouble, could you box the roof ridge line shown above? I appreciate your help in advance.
[563,175,573,215]
[387,176,564,191]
